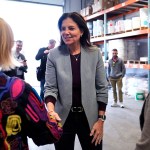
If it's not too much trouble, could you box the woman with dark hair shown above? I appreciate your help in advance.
[57,12,91,48]
[44,12,108,150]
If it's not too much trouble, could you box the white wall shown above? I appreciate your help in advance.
[0,0,63,89]
[63,0,93,14]
[17,0,64,6]
[64,0,81,13]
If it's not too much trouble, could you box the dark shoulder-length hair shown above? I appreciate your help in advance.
[58,12,92,49]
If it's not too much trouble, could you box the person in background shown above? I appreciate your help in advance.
[13,40,28,80]
[0,17,62,150]
[135,93,150,150]
[107,48,126,108]
[35,39,56,100]
[44,12,108,150]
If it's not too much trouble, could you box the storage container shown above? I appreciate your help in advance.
[135,89,145,101]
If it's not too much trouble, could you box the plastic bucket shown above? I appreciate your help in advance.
[135,90,145,101]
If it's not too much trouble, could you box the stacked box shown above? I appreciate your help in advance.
[97,20,104,36]
[85,5,93,16]
[92,0,103,13]
[114,0,120,5]
[107,20,115,34]
[139,8,148,28]
[80,8,86,17]
[115,20,125,33]
[87,22,93,36]
[103,0,114,10]
[132,17,141,29]
[124,19,132,31]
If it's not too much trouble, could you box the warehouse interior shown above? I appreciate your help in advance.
[0,0,149,149]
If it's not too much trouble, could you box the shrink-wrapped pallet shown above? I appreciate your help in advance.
[124,19,132,31]
[139,8,148,28]
[97,19,104,36]
[107,20,115,34]
[87,22,93,36]
[115,20,125,33]
[132,17,141,29]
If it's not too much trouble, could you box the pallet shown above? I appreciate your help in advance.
[91,35,104,38]
[132,28,140,31]
[106,33,116,35]
[141,27,148,30]
[133,27,148,31]
[127,60,148,64]
[125,29,132,32]
[115,31,125,34]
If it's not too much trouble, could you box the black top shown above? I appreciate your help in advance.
[70,53,81,106]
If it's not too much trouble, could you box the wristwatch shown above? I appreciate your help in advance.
[98,115,106,122]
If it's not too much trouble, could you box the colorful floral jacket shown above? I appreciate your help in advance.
[0,72,62,150]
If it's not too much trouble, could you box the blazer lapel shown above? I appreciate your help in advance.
[61,46,72,105]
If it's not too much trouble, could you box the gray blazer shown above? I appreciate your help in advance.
[44,45,108,129]
[135,94,150,150]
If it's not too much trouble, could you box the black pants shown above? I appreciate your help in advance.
[54,111,102,150]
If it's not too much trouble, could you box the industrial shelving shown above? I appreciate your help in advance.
[85,0,149,70]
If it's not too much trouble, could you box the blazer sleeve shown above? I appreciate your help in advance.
[44,51,58,100]
[95,50,108,104]
[135,94,150,150]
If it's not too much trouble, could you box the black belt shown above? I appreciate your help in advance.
[71,106,83,112]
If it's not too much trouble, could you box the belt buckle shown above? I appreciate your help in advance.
[71,107,83,112]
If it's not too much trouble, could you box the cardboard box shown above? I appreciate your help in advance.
[92,0,103,13]
[114,0,120,5]
[80,8,86,17]
[103,0,114,10]
[85,6,93,16]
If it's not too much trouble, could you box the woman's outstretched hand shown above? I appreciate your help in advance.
[90,120,104,146]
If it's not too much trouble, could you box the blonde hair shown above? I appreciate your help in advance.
[0,18,16,70]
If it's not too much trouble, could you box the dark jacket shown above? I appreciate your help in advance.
[35,47,48,79]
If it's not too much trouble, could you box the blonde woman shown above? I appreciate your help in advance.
[0,18,62,149]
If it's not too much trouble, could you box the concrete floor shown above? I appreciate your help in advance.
[28,88,144,150]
